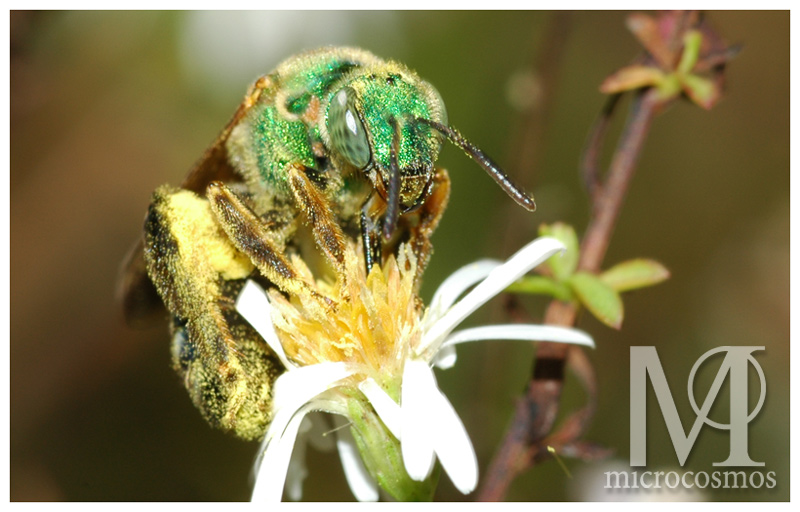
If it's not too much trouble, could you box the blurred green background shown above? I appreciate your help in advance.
[10,11,789,501]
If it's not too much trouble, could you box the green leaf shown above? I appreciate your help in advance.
[600,65,665,94]
[506,275,574,302]
[656,73,682,100]
[600,259,671,292]
[677,30,703,75]
[681,73,720,110]
[569,272,624,329]
[538,222,579,281]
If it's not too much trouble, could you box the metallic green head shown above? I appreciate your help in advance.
[324,62,448,213]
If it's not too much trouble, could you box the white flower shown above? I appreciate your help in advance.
[235,236,594,501]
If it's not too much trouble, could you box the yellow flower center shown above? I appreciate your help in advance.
[268,242,422,383]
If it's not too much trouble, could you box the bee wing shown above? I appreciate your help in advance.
[118,75,274,327]
[183,74,274,193]
[117,237,165,327]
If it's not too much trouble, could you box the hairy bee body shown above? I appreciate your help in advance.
[123,47,454,440]
[121,47,533,440]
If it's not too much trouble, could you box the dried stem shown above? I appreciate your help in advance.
[581,93,622,200]
[478,88,662,501]
[580,89,660,272]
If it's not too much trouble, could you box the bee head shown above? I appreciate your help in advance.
[325,63,535,239]
[325,65,447,219]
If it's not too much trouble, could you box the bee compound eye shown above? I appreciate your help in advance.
[328,88,371,169]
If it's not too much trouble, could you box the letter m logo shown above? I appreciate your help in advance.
[630,346,765,467]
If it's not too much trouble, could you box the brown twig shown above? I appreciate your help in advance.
[478,88,662,501]
[478,10,738,500]
[581,93,622,200]
[580,89,660,271]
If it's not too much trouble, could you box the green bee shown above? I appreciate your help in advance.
[119,47,536,440]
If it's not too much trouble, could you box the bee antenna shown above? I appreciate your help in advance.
[383,117,402,239]
[417,118,536,212]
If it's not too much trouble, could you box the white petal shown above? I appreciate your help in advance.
[425,379,479,494]
[401,360,436,481]
[264,362,354,480]
[443,324,595,349]
[426,259,500,322]
[332,415,380,502]
[284,415,313,501]
[236,280,294,369]
[359,378,402,439]
[432,344,457,369]
[420,237,565,353]
[251,403,314,502]
[271,361,352,414]
[251,399,347,502]
[401,360,479,494]
[283,412,339,501]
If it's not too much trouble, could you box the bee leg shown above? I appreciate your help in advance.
[382,116,402,240]
[206,181,332,305]
[360,208,382,273]
[143,185,279,440]
[404,168,451,280]
[285,164,348,276]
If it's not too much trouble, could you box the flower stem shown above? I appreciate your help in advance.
[349,396,438,501]
[478,88,661,502]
